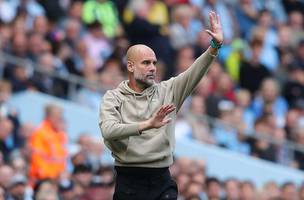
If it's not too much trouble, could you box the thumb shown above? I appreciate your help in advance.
[205,29,215,38]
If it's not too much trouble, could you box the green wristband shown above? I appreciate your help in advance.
[210,39,222,49]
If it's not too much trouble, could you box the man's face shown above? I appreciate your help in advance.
[131,49,157,88]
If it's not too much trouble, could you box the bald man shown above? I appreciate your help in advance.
[99,11,223,200]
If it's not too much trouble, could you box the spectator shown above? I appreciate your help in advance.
[253,0,287,25]
[213,100,250,154]
[235,89,255,134]
[252,9,279,72]
[169,4,203,50]
[282,0,304,14]
[72,164,93,197]
[249,115,277,162]
[283,63,304,108]
[193,30,212,58]
[224,39,248,82]
[287,10,304,47]
[234,0,258,40]
[97,166,115,187]
[33,179,59,200]
[295,40,304,69]
[0,21,13,51]
[273,128,294,166]
[32,15,49,36]
[252,78,289,128]
[0,185,4,200]
[206,72,236,118]
[74,58,102,110]
[58,180,76,200]
[122,0,173,70]
[29,103,68,183]
[97,57,125,91]
[174,46,196,80]
[284,109,301,141]
[276,25,294,74]
[66,0,83,22]
[82,21,113,69]
[0,164,14,190]
[0,116,14,162]
[299,184,304,200]
[27,32,45,62]
[36,0,64,22]
[199,0,236,43]
[222,178,240,200]
[205,177,222,200]
[239,181,256,200]
[293,126,304,170]
[79,174,114,200]
[8,65,32,93]
[82,0,121,38]
[239,38,271,95]
[281,182,298,200]
[9,154,27,177]
[6,174,28,200]
[31,53,69,98]
[186,95,214,144]
[10,32,28,58]
[258,181,281,199]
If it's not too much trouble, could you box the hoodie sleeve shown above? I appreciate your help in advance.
[172,48,216,110]
[99,91,141,140]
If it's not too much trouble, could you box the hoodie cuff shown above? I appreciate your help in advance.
[126,123,141,136]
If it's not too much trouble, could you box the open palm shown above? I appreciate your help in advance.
[206,11,224,44]
[149,104,176,128]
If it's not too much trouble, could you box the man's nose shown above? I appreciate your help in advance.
[149,64,156,72]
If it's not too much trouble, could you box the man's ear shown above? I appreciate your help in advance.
[127,61,134,72]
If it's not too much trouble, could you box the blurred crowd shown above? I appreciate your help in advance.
[0,0,304,199]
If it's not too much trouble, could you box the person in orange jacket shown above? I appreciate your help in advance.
[29,103,68,183]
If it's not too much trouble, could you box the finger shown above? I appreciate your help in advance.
[216,15,222,27]
[163,105,175,114]
[165,106,176,113]
[162,117,172,124]
[162,104,174,110]
[158,104,172,116]
[213,11,218,24]
[157,105,166,116]
[205,29,215,38]
[209,12,215,31]
[164,107,176,116]
[163,104,174,111]
[216,14,220,25]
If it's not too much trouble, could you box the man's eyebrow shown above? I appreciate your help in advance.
[142,59,157,63]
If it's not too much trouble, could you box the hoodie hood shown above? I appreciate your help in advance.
[116,80,158,120]
[117,80,157,97]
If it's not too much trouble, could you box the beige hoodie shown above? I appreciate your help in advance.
[99,48,215,167]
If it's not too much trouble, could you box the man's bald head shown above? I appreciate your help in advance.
[126,44,155,62]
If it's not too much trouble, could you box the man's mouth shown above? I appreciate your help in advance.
[147,75,155,79]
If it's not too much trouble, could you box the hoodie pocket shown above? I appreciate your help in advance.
[124,130,170,163]
[106,138,130,161]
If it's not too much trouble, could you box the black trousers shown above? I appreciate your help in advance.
[113,166,178,200]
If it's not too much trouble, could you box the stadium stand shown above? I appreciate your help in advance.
[0,0,303,199]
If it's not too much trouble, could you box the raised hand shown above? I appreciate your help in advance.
[148,104,176,129]
[205,11,223,45]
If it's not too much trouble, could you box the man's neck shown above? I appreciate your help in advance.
[128,80,147,93]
